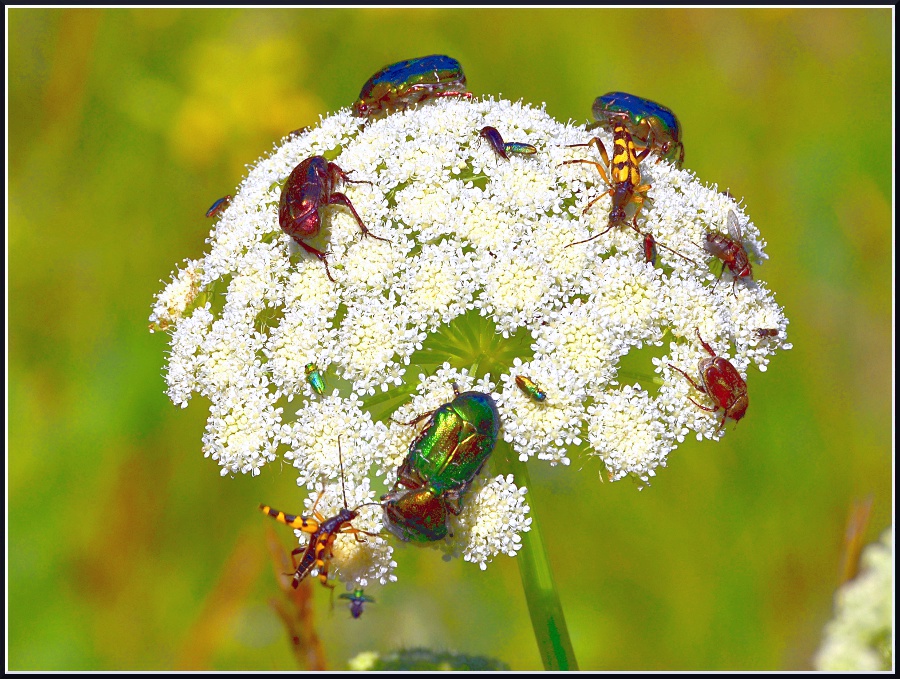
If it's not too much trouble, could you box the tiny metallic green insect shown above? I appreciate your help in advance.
[503,141,537,156]
[305,363,326,395]
[515,375,547,403]
[479,126,536,159]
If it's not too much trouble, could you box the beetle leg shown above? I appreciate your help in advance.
[391,409,436,427]
[306,490,326,519]
[668,363,709,396]
[582,185,616,215]
[341,174,372,187]
[343,527,382,543]
[685,395,719,414]
[694,329,717,358]
[404,84,471,101]
[631,187,653,221]
[390,460,427,490]
[558,159,612,188]
[442,487,466,516]
[331,163,370,186]
[566,137,611,166]
[427,89,472,102]
[293,239,335,283]
[327,193,390,244]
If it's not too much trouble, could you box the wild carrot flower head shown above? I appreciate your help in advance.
[150,96,790,586]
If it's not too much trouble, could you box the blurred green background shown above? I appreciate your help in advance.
[8,8,892,671]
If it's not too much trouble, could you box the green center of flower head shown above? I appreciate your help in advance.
[362,309,535,422]
[150,95,791,584]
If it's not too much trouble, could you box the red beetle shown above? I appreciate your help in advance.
[704,210,752,293]
[279,156,388,281]
[669,328,748,431]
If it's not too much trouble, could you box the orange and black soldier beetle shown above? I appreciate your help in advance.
[560,117,652,247]
[260,438,380,590]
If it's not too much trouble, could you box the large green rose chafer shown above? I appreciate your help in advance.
[382,390,500,542]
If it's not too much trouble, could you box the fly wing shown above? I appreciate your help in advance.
[726,210,742,242]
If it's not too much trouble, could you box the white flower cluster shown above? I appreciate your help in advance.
[815,527,893,671]
[151,96,790,586]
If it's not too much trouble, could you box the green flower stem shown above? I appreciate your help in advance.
[496,440,579,671]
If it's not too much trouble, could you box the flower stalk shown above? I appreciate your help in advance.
[498,440,579,670]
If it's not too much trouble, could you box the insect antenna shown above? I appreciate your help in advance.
[337,436,349,510]
[336,436,386,514]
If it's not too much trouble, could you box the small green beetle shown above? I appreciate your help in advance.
[305,363,326,395]
[515,375,547,403]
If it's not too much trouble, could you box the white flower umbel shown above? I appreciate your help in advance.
[151,96,791,586]
[444,474,533,570]
[814,527,893,671]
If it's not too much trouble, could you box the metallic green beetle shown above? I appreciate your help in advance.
[591,91,685,168]
[305,362,326,395]
[381,389,500,542]
[515,375,547,403]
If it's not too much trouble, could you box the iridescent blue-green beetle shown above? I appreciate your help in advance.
[515,375,547,403]
[354,55,471,120]
[591,92,684,168]
[305,363,326,395]
[381,388,500,542]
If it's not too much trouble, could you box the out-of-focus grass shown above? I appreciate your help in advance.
[8,8,892,670]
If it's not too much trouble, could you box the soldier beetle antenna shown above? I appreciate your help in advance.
[338,435,349,510]
[335,436,383,516]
